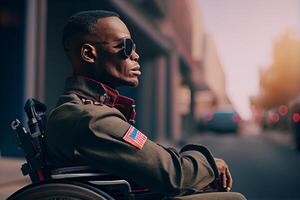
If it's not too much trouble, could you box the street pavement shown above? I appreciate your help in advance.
[0,158,30,200]
[186,130,300,200]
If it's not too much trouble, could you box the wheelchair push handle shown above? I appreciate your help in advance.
[10,98,50,183]
[11,119,21,130]
[24,98,47,136]
[11,119,28,148]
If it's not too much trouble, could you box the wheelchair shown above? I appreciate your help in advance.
[7,99,161,200]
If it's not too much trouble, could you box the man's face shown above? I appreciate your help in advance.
[92,17,141,88]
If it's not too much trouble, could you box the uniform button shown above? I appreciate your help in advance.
[82,99,93,105]
[99,95,106,103]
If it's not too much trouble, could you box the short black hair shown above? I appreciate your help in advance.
[62,10,119,51]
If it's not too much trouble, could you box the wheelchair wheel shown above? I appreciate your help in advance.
[8,181,115,200]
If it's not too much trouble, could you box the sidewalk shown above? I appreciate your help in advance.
[0,157,30,200]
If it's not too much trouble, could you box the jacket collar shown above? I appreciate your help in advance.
[65,76,106,102]
[64,76,136,124]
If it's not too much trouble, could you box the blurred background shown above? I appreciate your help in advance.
[0,0,300,199]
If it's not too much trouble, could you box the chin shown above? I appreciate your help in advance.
[126,79,139,87]
[129,81,139,87]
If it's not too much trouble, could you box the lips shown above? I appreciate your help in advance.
[132,65,140,71]
[131,65,141,76]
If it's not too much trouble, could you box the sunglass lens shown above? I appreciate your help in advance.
[124,38,134,58]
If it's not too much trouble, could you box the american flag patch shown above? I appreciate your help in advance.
[123,126,147,149]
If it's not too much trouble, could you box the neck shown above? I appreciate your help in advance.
[96,73,120,89]
[73,71,119,90]
[100,80,118,90]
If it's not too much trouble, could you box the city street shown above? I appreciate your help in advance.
[186,129,300,200]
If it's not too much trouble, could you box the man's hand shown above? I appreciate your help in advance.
[214,158,233,192]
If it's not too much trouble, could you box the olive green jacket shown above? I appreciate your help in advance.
[45,76,217,197]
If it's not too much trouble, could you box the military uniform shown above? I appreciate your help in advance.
[45,76,246,200]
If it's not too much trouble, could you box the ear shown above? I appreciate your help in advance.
[81,44,97,64]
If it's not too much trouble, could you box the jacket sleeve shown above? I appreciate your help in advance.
[73,104,216,196]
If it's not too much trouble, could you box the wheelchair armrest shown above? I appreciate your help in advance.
[50,165,101,175]
[49,165,122,181]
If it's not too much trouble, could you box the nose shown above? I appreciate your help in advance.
[130,49,139,62]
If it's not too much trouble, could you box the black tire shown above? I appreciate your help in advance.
[8,181,115,200]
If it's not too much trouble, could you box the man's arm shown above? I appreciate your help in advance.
[73,104,216,196]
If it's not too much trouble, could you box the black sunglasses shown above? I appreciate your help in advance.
[121,38,136,59]
[89,38,136,59]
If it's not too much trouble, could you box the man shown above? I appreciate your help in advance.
[45,10,246,200]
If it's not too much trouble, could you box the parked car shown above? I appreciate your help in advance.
[205,111,241,133]
[261,106,290,131]
[289,96,300,150]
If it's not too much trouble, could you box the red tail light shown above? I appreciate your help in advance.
[233,114,241,122]
[205,113,213,121]
[268,116,273,124]
[293,113,300,123]
[278,105,288,116]
[273,114,280,123]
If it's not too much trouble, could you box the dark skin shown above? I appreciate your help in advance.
[215,158,233,191]
[66,16,140,89]
[66,16,232,191]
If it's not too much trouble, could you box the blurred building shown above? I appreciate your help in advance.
[0,0,27,157]
[0,0,229,156]
[194,33,229,121]
[251,29,300,121]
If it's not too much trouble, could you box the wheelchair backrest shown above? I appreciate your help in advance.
[11,98,50,183]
